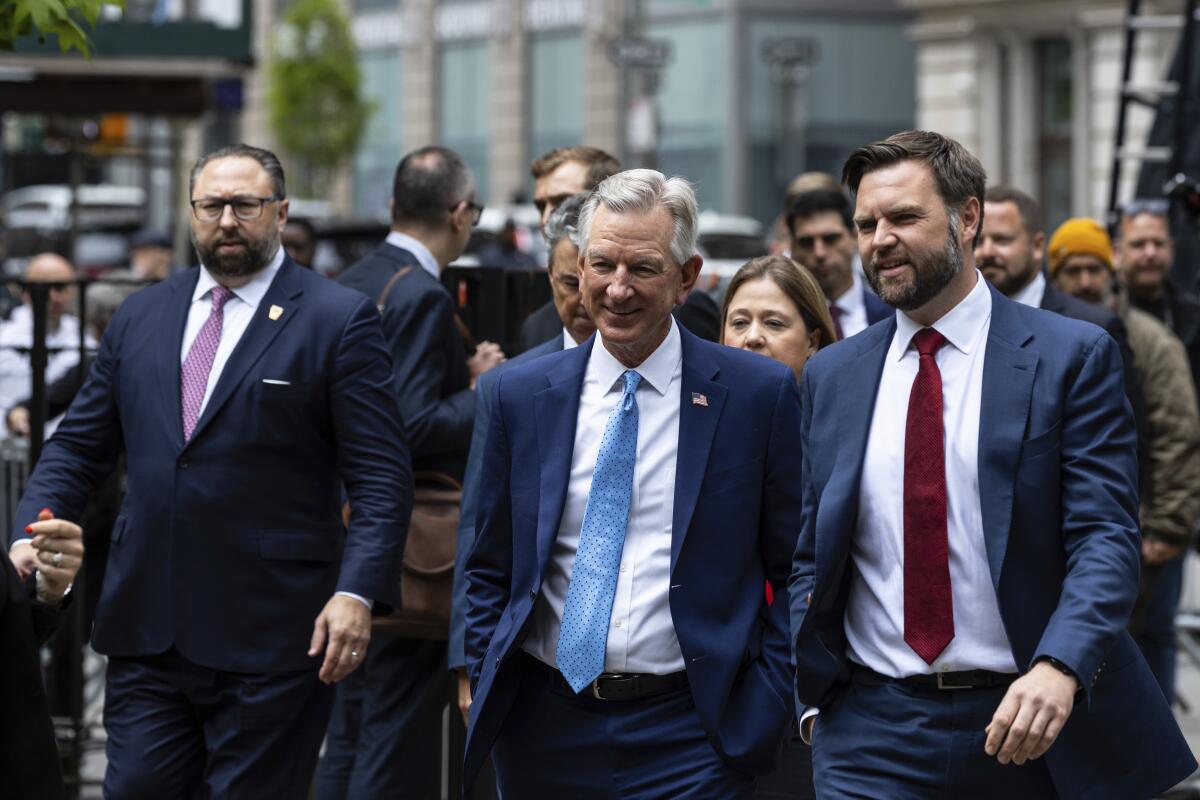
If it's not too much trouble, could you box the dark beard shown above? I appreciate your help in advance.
[192,231,277,279]
[865,221,963,311]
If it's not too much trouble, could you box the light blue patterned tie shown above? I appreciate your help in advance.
[556,370,642,693]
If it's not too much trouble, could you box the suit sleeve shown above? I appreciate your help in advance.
[448,367,499,670]
[332,296,413,610]
[384,285,474,461]
[9,313,125,541]
[464,372,514,690]
[1033,333,1142,702]
[757,371,806,702]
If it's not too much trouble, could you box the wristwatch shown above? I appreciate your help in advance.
[34,570,72,608]
[1037,656,1081,688]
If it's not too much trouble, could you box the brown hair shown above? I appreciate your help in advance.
[985,185,1043,238]
[842,129,987,246]
[530,146,621,190]
[720,255,838,351]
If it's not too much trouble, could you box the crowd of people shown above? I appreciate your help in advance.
[2,127,1200,800]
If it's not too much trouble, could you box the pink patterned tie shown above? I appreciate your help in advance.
[181,285,233,441]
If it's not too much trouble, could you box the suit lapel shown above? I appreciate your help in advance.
[671,331,726,573]
[184,259,304,448]
[533,339,591,573]
[157,269,201,450]
[978,287,1037,588]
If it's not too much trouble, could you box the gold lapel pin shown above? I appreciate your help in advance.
[268,305,284,321]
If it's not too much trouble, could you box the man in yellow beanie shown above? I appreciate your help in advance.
[1049,217,1200,702]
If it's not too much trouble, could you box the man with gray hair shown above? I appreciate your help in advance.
[463,169,803,797]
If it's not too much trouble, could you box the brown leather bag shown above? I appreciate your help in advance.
[342,265,466,639]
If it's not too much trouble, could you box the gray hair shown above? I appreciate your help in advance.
[577,169,699,266]
[544,192,590,252]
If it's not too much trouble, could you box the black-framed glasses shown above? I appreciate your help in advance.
[450,199,485,226]
[191,195,284,222]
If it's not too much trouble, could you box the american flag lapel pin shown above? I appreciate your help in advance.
[691,392,708,407]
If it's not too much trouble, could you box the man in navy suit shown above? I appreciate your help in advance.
[7,144,411,797]
[318,146,502,800]
[790,130,1195,799]
[464,169,803,797]
[787,189,890,339]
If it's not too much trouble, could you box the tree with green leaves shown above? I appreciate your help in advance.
[268,0,374,199]
[0,0,112,56]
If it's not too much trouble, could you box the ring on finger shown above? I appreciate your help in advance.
[52,551,63,566]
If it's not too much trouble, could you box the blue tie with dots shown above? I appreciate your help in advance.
[556,370,642,693]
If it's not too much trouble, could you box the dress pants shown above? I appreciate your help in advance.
[314,631,449,800]
[102,649,333,799]
[491,653,755,800]
[755,728,815,800]
[812,671,1056,800]
[1132,554,1185,702]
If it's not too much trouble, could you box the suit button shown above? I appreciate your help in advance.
[495,657,501,667]
[529,590,536,601]
[179,459,189,469]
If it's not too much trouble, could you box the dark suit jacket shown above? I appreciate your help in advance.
[862,286,891,326]
[10,258,412,674]
[1040,283,1152,492]
[339,242,474,480]
[1,550,65,800]
[464,327,804,788]
[517,292,721,356]
[448,334,563,670]
[790,284,1194,800]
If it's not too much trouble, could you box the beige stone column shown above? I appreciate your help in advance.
[584,0,625,159]
[405,0,439,152]
[490,0,529,206]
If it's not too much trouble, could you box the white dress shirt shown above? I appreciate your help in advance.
[1009,270,1046,309]
[385,231,439,279]
[830,273,870,339]
[846,271,1017,677]
[524,319,684,674]
[0,305,96,426]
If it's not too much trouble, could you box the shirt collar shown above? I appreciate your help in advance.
[832,272,865,313]
[590,317,681,397]
[194,245,284,308]
[386,231,440,279]
[892,269,992,361]
[1009,270,1046,309]
[562,327,580,350]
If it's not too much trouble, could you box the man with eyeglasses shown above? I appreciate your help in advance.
[0,253,95,431]
[6,143,412,797]
[318,145,504,800]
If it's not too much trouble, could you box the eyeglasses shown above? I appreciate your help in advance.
[450,200,485,226]
[191,195,284,222]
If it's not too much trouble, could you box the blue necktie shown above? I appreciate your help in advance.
[557,370,642,693]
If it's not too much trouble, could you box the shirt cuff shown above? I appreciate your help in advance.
[335,591,372,610]
[799,706,820,745]
[10,538,32,551]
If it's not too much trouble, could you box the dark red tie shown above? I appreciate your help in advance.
[904,328,954,664]
[828,303,845,341]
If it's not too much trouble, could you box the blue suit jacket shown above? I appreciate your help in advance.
[463,326,804,788]
[448,333,563,670]
[339,242,474,479]
[862,286,891,326]
[10,258,412,674]
[790,284,1194,800]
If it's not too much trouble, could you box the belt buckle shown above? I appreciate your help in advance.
[936,670,972,690]
[590,678,606,700]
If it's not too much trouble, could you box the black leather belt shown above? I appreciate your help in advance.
[524,652,689,701]
[852,662,1018,691]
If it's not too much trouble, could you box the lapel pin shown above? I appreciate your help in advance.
[268,305,284,321]
[691,392,708,407]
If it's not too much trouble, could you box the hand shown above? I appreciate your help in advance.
[985,661,1078,765]
[9,541,38,579]
[457,669,472,725]
[308,595,371,684]
[28,508,83,599]
[468,341,505,386]
[6,406,29,437]
[1142,538,1182,566]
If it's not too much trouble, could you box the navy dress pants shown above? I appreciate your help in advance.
[812,672,1057,800]
[102,649,333,799]
[491,653,755,800]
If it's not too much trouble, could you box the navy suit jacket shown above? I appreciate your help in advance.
[463,326,804,788]
[448,333,563,670]
[10,258,412,674]
[790,284,1194,800]
[862,285,891,326]
[339,242,474,479]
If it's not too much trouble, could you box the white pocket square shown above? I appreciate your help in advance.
[261,379,292,386]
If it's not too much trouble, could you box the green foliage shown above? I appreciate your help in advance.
[268,0,374,198]
[0,0,114,57]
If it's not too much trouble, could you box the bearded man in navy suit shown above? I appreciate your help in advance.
[8,144,411,798]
